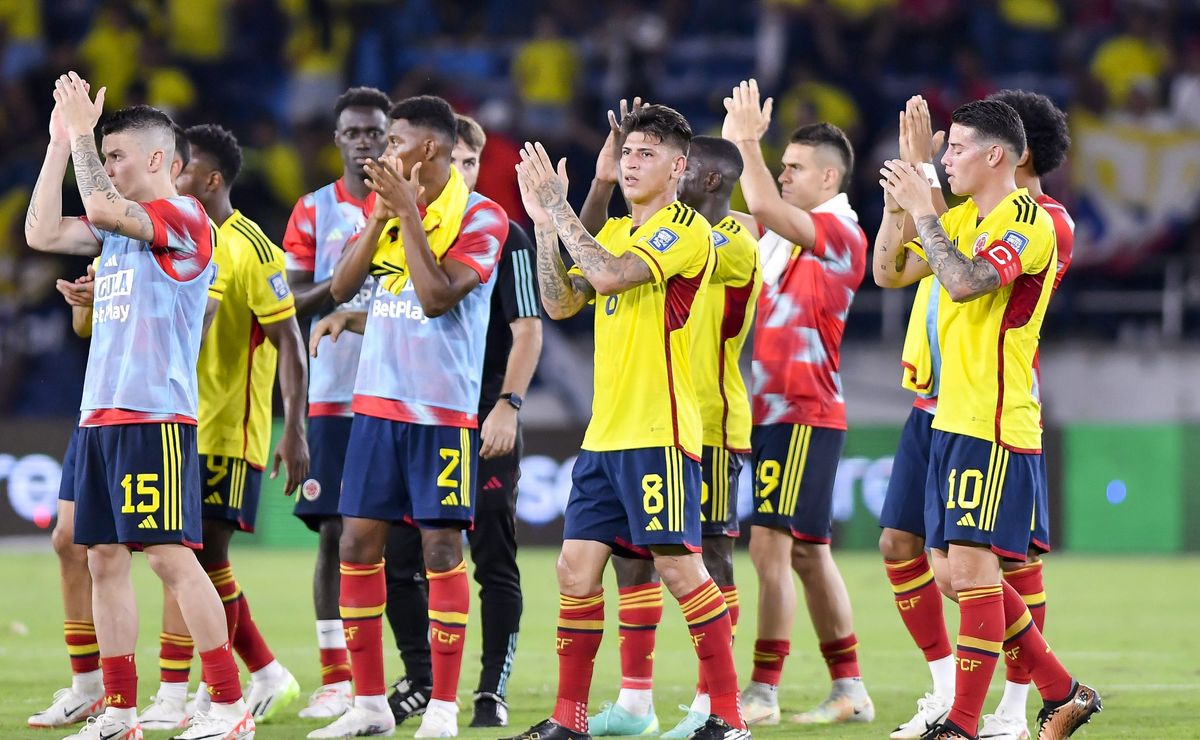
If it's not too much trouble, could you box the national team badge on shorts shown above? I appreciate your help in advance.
[647,227,679,252]
[268,271,291,299]
[302,479,321,501]
[973,232,990,255]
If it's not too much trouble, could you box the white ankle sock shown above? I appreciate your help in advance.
[210,698,246,721]
[250,659,283,684]
[156,681,188,703]
[995,681,1031,719]
[929,656,956,701]
[73,669,103,695]
[689,692,711,715]
[355,694,389,714]
[315,620,346,649]
[104,706,137,724]
[832,676,866,698]
[616,688,654,717]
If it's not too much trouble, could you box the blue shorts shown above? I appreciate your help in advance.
[924,430,1041,561]
[73,423,202,548]
[294,415,353,531]
[200,455,263,532]
[58,427,82,503]
[701,446,744,538]
[747,424,844,543]
[339,415,478,528]
[1031,454,1051,553]
[564,447,702,557]
[878,407,936,537]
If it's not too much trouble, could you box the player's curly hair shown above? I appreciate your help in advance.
[455,114,487,153]
[951,100,1027,158]
[987,89,1070,176]
[790,123,854,191]
[100,105,175,138]
[171,123,190,169]
[185,124,243,185]
[334,86,392,119]
[620,103,693,154]
[389,95,457,144]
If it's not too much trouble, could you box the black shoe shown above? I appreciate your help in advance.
[1036,682,1102,740]
[387,675,431,724]
[471,691,509,727]
[500,718,591,740]
[687,715,752,740]
[921,719,977,739]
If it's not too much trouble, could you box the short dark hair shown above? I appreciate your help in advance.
[987,89,1070,176]
[185,124,243,185]
[455,114,487,153]
[172,123,190,169]
[389,95,457,144]
[689,135,743,190]
[619,103,693,154]
[334,86,391,120]
[100,104,175,138]
[790,122,854,190]
[951,99,1027,158]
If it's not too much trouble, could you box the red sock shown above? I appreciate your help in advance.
[232,595,275,673]
[101,654,137,709]
[427,561,469,703]
[618,582,662,690]
[553,591,605,733]
[750,639,790,686]
[698,586,740,695]
[1003,561,1046,684]
[199,642,242,704]
[1001,581,1073,702]
[64,620,100,675]
[885,555,953,662]
[204,562,241,640]
[947,585,1004,735]
[159,631,194,685]
[819,633,861,680]
[320,647,352,686]
[680,580,744,729]
[339,561,387,697]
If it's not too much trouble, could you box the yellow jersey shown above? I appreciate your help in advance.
[692,215,761,452]
[907,189,1057,452]
[197,210,296,467]
[574,201,714,458]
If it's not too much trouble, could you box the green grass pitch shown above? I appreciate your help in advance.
[2,548,1197,738]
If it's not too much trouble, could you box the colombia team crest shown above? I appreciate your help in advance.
[302,478,321,501]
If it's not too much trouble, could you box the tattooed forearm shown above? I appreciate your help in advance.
[25,177,41,230]
[915,214,1000,301]
[71,134,113,200]
[534,222,590,318]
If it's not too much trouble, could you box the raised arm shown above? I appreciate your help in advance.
[881,159,998,302]
[580,98,645,233]
[330,195,390,304]
[26,101,102,255]
[517,142,651,297]
[723,79,818,248]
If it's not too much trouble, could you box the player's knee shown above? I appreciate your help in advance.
[701,546,734,587]
[879,528,924,562]
[51,521,81,560]
[86,545,129,581]
[555,553,598,597]
[613,557,656,589]
[789,541,828,579]
[318,519,342,553]
[421,534,462,574]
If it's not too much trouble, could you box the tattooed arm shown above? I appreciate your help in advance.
[69,133,156,241]
[913,214,999,302]
[534,221,594,320]
[873,204,932,288]
[25,139,101,255]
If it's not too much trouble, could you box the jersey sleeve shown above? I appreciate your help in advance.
[710,227,758,287]
[207,222,228,302]
[444,199,509,283]
[282,193,317,272]
[977,211,1054,288]
[627,220,709,283]
[139,195,212,281]
[243,236,298,325]
[809,212,863,269]
[497,221,541,322]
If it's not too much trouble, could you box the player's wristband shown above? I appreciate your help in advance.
[921,162,941,189]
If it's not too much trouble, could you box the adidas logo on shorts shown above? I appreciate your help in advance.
[957,512,977,528]
[645,517,663,532]
[138,515,157,529]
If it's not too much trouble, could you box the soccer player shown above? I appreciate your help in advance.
[381,113,542,730]
[876,99,1100,740]
[721,79,872,726]
[25,74,252,740]
[578,132,760,739]
[283,85,391,720]
[306,95,509,739]
[506,104,748,740]
[137,122,309,728]
[29,123,200,732]
[875,92,1075,740]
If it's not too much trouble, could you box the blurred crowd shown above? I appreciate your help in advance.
[1,0,1199,414]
